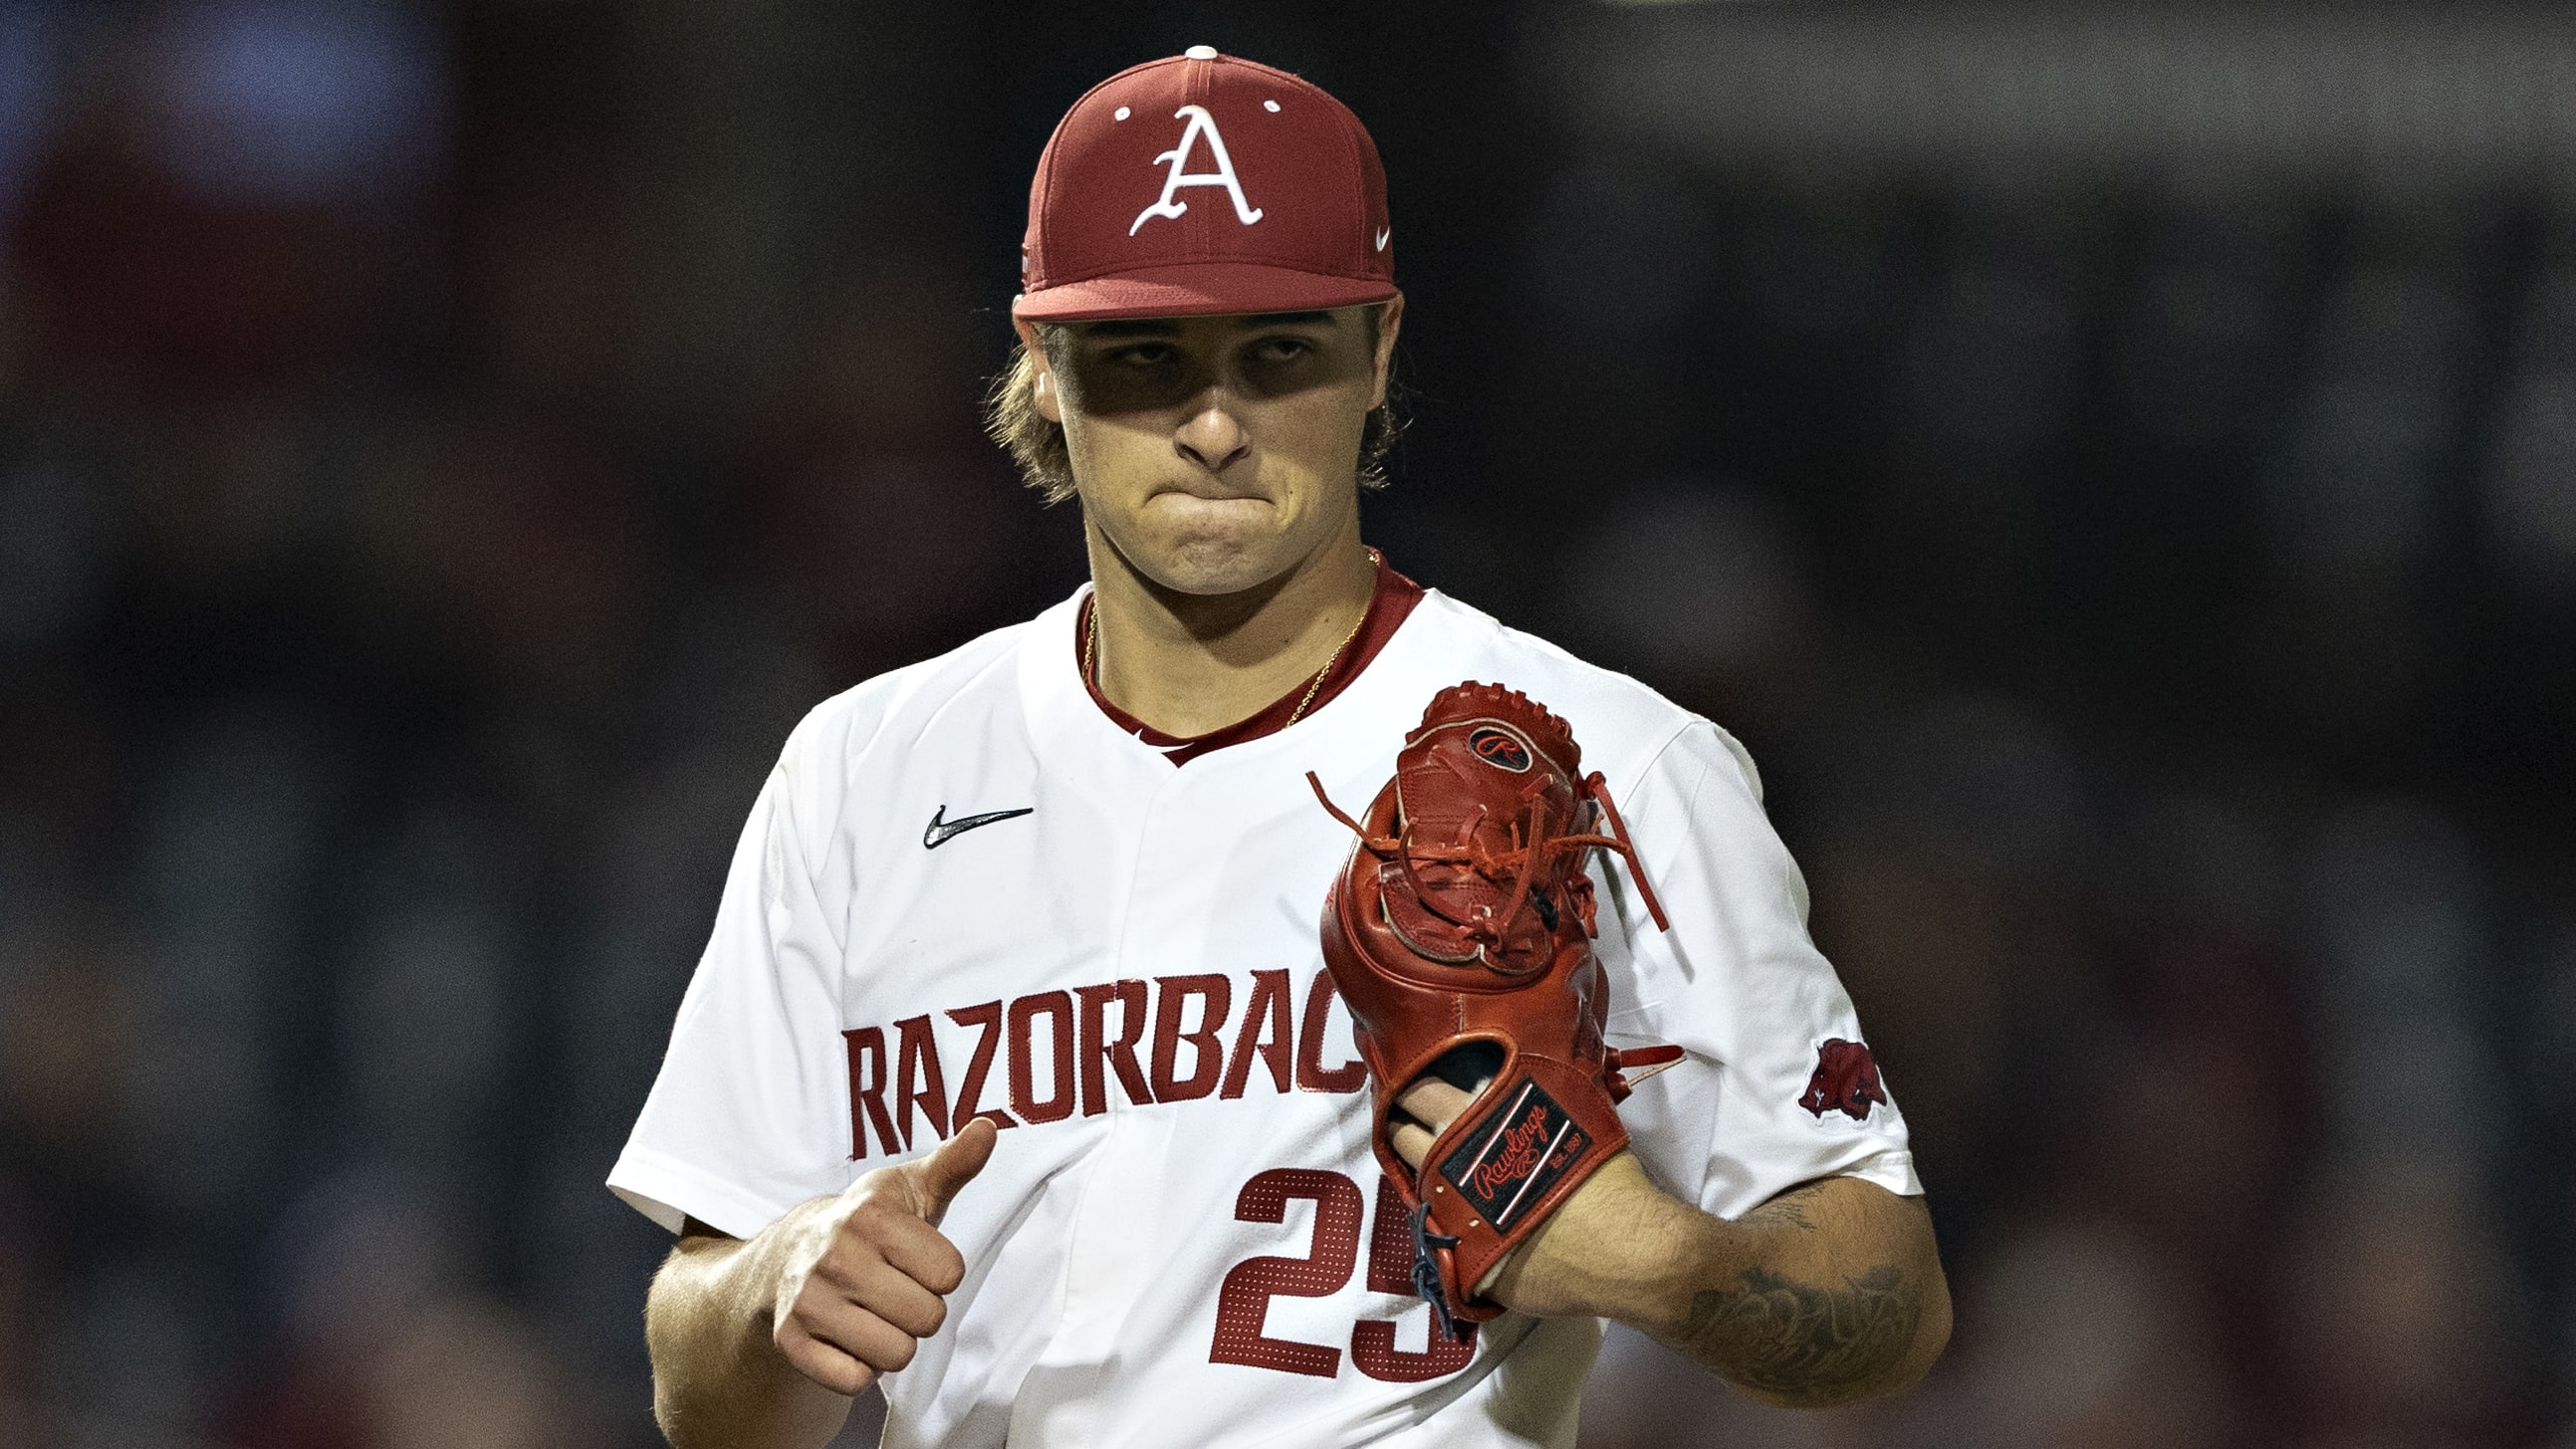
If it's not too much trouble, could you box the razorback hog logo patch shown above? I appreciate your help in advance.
[1466,726,1532,773]
[1798,1039,1887,1121]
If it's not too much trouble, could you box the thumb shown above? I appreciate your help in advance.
[905,1115,998,1226]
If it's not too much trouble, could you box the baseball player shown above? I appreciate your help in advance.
[613,48,1948,1449]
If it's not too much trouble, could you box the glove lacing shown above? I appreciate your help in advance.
[1306,770,1673,949]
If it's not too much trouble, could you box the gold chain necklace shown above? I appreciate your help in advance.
[1085,594,1370,728]
[1286,607,1369,725]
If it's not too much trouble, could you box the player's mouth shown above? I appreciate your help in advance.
[1151,477,1273,505]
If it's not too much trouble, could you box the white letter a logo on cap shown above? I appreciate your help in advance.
[1130,106,1263,236]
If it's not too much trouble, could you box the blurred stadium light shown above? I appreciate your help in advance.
[1548,5,2576,195]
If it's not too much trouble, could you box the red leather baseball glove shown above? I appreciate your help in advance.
[1309,682,1679,1338]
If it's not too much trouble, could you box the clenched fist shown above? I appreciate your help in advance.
[772,1116,997,1395]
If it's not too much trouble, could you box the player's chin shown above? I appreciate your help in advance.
[1152,545,1288,596]
[1135,509,1301,593]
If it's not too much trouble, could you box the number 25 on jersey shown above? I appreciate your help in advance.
[1212,1168,1477,1382]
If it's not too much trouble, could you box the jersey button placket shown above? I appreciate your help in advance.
[1023,764,1180,1428]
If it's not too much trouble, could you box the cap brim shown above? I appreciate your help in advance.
[1013,262,1398,322]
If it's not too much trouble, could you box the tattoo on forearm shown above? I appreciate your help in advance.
[1683,1263,1922,1402]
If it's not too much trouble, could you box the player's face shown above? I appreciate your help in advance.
[1022,301,1400,597]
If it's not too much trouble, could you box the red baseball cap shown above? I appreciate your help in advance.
[1014,47,1397,322]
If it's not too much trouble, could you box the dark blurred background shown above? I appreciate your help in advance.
[2,2,2571,1446]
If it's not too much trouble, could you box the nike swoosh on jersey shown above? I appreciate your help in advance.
[923,805,1035,848]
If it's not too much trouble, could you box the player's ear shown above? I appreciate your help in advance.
[1368,294,1404,410]
[1015,318,1065,424]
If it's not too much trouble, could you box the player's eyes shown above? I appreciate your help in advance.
[1249,337,1315,362]
[1107,343,1177,366]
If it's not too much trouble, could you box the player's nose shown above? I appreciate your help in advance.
[1173,395,1252,475]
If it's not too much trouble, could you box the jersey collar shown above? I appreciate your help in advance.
[1070,554,1427,767]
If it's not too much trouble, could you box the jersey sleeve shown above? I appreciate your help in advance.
[606,732,855,1238]
[1593,721,1921,1221]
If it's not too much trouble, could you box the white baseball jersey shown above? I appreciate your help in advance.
[608,576,1918,1449]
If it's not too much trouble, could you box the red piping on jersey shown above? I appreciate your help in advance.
[1075,554,1427,766]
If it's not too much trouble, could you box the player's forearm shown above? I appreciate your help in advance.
[1641,1173,1948,1407]
[644,1211,853,1449]
[1662,1175,1948,1406]
[1499,1164,1949,1408]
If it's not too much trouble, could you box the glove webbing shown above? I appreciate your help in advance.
[1305,768,1672,945]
